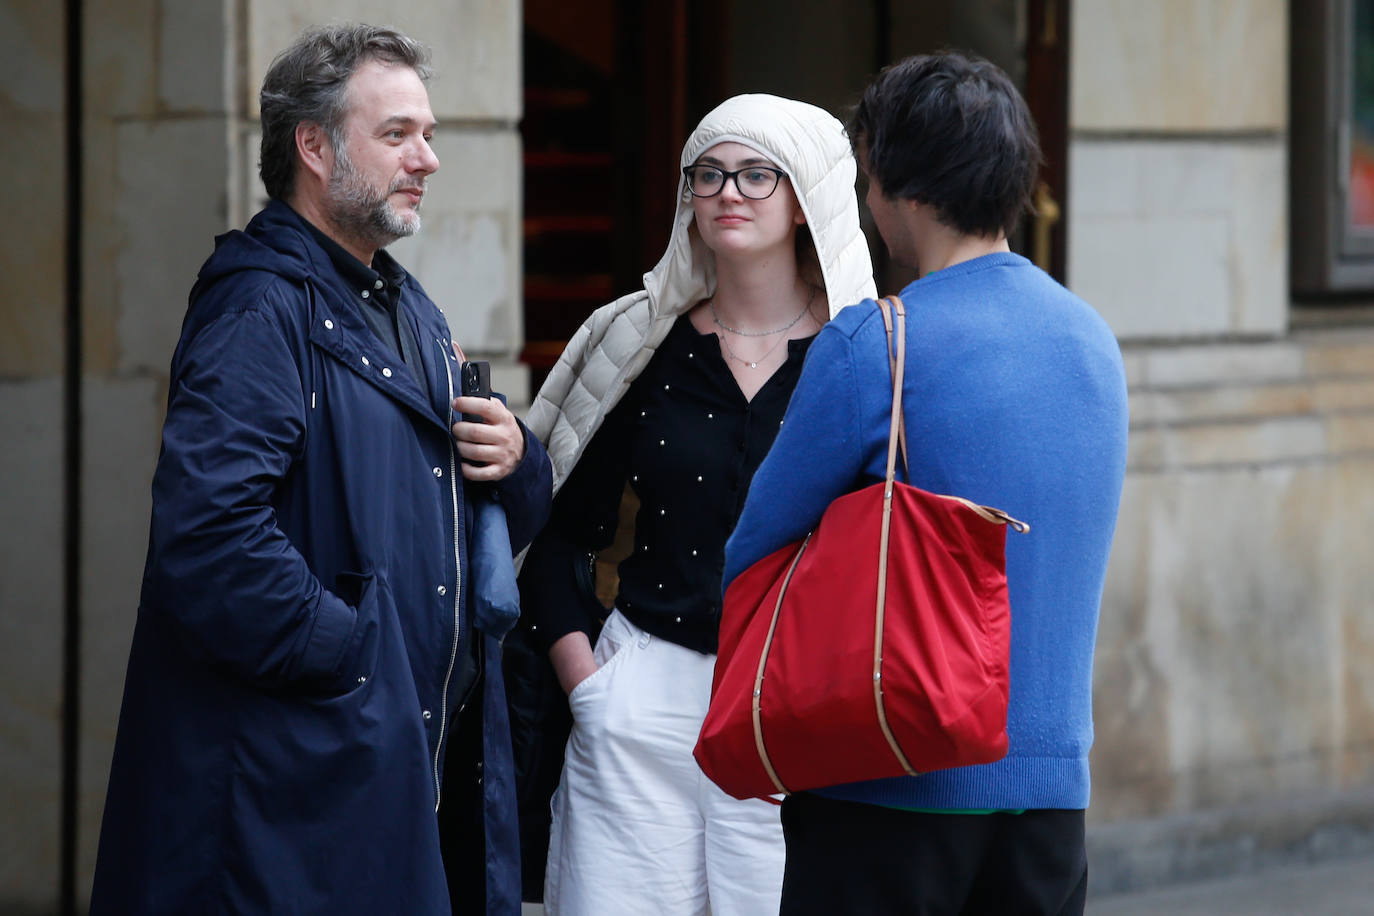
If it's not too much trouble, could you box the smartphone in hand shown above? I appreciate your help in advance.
[458,360,492,466]
[459,360,491,423]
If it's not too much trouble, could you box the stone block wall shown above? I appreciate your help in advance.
[0,2,69,909]
[1067,0,1288,339]
[1090,330,1374,890]
[1071,0,1374,891]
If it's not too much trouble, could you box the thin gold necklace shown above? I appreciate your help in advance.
[719,327,793,369]
[709,285,816,337]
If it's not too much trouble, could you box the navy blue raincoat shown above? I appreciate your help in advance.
[90,200,551,915]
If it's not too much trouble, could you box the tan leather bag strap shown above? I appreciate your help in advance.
[750,533,810,796]
[876,299,910,477]
[873,296,919,776]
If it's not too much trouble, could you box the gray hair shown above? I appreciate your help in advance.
[258,23,432,201]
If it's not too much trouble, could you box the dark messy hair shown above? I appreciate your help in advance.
[258,23,432,201]
[848,51,1042,239]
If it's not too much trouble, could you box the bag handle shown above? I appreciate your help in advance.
[876,297,910,479]
[872,297,920,777]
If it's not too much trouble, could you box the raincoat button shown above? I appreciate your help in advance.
[361,289,370,299]
[374,279,384,290]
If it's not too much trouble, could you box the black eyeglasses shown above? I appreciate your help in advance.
[682,164,786,200]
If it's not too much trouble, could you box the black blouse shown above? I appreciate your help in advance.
[520,314,815,654]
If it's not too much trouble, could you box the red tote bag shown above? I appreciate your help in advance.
[695,297,1028,800]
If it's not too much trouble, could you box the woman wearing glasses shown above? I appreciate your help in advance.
[516,94,875,915]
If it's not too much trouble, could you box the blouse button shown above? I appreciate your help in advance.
[658,583,664,590]
[382,367,392,378]
[433,467,443,478]
[688,352,694,359]
[659,439,666,446]
[324,319,334,330]
[361,289,370,300]
[659,509,666,516]
[632,475,638,482]
[374,279,384,290]
[641,411,646,417]
[437,585,447,596]
[691,549,698,556]
[664,384,670,391]
[708,413,714,419]
[697,476,703,482]
[362,356,370,366]
[675,617,682,623]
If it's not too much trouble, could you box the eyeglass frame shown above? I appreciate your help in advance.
[681,164,788,200]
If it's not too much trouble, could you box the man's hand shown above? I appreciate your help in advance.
[451,395,525,481]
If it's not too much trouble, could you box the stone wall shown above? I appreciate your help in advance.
[1072,0,1374,892]
[0,1,70,909]
[1067,0,1288,338]
[1089,328,1374,889]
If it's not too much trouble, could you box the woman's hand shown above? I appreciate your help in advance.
[549,631,598,695]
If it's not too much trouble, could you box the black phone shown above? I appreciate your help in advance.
[459,360,491,422]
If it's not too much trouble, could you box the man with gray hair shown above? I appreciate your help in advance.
[89,24,550,914]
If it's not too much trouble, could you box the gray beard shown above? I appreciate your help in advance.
[326,148,422,251]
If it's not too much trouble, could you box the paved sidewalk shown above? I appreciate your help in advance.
[1089,856,1374,915]
[521,856,1374,915]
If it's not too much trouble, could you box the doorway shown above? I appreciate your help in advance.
[520,0,725,389]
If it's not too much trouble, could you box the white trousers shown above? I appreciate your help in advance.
[544,610,785,916]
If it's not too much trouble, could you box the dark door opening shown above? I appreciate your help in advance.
[520,0,724,391]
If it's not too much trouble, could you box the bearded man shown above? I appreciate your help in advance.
[89,24,551,915]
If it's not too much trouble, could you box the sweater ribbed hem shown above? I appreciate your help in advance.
[813,753,1090,810]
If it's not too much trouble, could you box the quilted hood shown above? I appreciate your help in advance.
[523,94,875,495]
[646,93,876,320]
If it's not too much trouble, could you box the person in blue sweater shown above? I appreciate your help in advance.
[723,52,1129,914]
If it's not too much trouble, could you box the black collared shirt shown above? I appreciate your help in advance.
[521,314,815,654]
[302,220,421,375]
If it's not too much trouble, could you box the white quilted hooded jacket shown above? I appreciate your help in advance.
[524,93,877,494]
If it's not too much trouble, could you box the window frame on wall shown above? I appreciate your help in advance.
[1292,0,1374,296]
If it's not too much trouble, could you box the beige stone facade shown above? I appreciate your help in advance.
[3,0,1372,908]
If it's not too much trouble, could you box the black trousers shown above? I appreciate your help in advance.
[779,793,1087,916]
[437,689,486,915]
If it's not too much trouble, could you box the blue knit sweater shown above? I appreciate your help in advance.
[723,252,1128,810]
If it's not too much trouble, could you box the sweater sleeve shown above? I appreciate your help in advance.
[723,322,869,590]
[517,388,637,653]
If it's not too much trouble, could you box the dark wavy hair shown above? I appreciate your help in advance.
[258,23,432,201]
[849,51,1042,239]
